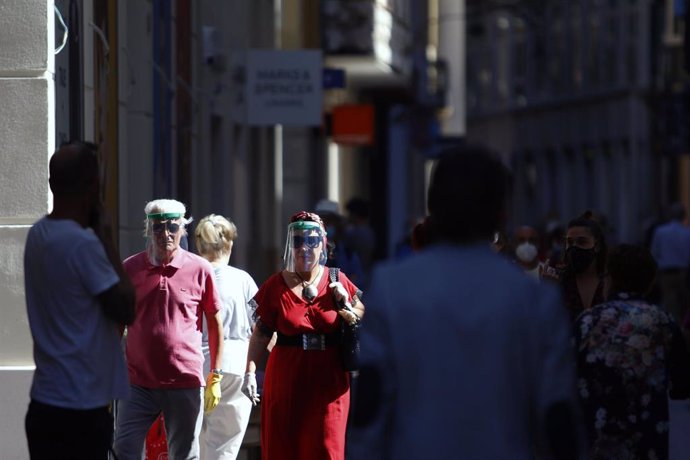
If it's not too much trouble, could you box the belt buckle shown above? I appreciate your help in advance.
[302,333,326,351]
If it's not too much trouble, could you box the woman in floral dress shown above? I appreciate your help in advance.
[575,244,690,459]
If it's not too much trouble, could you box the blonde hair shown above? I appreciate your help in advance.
[195,214,237,259]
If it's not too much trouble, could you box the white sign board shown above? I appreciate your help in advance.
[246,50,323,126]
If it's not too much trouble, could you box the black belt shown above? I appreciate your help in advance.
[276,331,340,350]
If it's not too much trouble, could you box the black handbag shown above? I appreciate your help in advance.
[329,268,361,372]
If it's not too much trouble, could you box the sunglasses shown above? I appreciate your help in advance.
[292,235,321,249]
[152,221,181,234]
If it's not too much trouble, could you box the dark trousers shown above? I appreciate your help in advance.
[658,269,689,326]
[25,400,113,460]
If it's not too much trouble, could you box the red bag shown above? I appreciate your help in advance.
[145,414,169,460]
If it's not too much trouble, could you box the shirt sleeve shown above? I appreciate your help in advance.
[202,267,221,315]
[533,283,578,412]
[337,270,362,299]
[71,236,119,297]
[245,272,259,300]
[253,277,277,330]
[528,281,587,456]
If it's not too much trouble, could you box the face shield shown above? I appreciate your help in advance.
[283,220,327,273]
[145,212,188,261]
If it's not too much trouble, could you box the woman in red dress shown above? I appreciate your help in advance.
[241,211,365,460]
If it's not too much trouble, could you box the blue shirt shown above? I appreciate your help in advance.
[651,220,690,270]
[349,244,581,460]
[25,217,128,409]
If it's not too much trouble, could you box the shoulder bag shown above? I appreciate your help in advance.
[329,267,361,372]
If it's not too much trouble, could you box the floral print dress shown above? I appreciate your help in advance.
[574,294,690,460]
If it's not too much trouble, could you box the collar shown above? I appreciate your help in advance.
[147,248,186,269]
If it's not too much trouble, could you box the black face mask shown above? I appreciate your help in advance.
[566,246,596,274]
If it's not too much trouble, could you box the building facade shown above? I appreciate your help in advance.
[465,0,680,244]
[0,0,455,456]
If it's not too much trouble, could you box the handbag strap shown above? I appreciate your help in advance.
[329,267,339,284]
[329,267,347,313]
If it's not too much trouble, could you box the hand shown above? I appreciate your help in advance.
[342,310,360,326]
[204,372,223,414]
[540,263,563,282]
[329,281,351,308]
[241,372,260,406]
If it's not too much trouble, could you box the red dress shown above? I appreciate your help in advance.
[254,268,358,460]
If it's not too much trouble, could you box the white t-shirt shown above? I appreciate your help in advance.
[24,217,129,409]
[202,264,258,376]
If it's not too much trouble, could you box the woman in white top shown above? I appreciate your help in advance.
[195,214,258,460]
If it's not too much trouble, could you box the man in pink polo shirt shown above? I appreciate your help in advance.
[114,199,224,460]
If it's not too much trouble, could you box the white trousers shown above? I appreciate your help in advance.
[200,373,253,460]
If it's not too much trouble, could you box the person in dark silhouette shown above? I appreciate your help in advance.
[575,244,690,459]
[24,141,136,459]
[349,144,583,460]
[651,202,690,326]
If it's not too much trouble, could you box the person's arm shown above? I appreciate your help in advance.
[205,310,224,372]
[351,290,365,320]
[245,322,272,375]
[347,268,395,460]
[330,275,365,324]
[534,285,584,460]
[337,294,365,325]
[92,208,136,325]
[202,308,225,413]
[241,322,273,405]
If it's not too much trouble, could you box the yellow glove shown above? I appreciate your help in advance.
[204,370,223,414]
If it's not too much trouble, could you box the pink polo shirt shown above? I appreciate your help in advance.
[124,249,220,388]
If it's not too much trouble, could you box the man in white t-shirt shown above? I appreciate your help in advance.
[24,141,136,459]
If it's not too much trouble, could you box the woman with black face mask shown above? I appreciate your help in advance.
[557,211,609,320]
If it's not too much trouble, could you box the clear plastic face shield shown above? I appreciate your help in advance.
[283,220,327,273]
[145,212,186,260]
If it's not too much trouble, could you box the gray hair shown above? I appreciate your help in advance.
[142,198,193,238]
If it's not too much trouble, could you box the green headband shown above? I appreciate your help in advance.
[288,221,322,231]
[147,212,183,220]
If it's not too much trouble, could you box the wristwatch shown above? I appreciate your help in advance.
[211,368,223,376]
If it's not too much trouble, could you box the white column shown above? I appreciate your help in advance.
[0,1,55,458]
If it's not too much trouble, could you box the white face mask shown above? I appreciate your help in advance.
[515,242,538,263]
